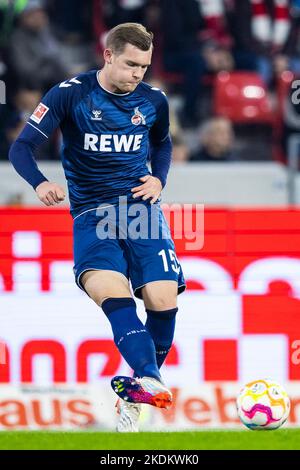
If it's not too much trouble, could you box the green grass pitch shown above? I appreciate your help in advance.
[0,429,299,450]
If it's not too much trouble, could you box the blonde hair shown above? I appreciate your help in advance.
[106,23,153,55]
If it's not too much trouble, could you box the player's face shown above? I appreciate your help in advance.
[107,43,152,93]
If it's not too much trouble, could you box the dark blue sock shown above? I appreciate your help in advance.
[145,307,178,369]
[101,297,161,381]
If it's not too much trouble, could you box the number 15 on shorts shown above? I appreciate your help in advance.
[158,249,180,274]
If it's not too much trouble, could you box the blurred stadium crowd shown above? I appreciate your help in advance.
[1,0,300,166]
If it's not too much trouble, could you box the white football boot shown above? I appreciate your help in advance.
[115,398,141,433]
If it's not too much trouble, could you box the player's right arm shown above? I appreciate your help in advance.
[8,82,70,206]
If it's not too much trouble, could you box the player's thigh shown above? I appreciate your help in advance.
[123,202,186,300]
[73,210,130,305]
[142,280,178,311]
[81,269,132,306]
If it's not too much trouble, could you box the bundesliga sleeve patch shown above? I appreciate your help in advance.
[30,103,49,124]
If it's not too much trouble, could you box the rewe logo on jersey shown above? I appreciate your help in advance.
[84,133,143,152]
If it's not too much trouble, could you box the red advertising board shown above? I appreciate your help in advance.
[1,207,300,385]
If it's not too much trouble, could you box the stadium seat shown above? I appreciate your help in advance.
[213,71,274,124]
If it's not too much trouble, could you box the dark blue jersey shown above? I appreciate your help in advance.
[15,70,171,217]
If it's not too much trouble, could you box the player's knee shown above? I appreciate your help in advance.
[81,270,131,306]
[142,282,178,311]
[90,290,132,307]
[150,297,177,311]
[144,292,177,311]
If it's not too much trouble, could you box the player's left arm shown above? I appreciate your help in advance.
[8,81,74,205]
[131,92,172,204]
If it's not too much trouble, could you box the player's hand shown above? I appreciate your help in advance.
[131,175,162,204]
[35,181,66,206]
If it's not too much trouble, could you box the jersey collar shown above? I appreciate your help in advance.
[96,70,131,96]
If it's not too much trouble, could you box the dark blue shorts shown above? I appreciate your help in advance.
[73,201,186,299]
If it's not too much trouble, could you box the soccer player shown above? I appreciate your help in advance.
[9,23,186,432]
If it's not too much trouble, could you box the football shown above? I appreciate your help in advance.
[237,379,290,430]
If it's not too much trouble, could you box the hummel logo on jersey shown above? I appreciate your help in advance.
[91,110,102,121]
[84,133,143,152]
[131,107,146,125]
[59,77,82,88]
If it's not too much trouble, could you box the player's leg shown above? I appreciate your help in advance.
[95,271,174,410]
[73,211,162,388]
[81,269,131,304]
[115,398,141,433]
[126,202,185,372]
[141,280,178,369]
[81,270,144,432]
[80,269,161,382]
[113,280,178,419]
[110,203,184,409]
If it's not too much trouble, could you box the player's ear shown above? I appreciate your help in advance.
[103,48,113,65]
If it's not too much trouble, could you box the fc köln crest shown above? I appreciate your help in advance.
[131,107,146,125]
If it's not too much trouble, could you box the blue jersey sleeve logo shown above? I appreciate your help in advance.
[30,103,49,124]
[59,77,82,88]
